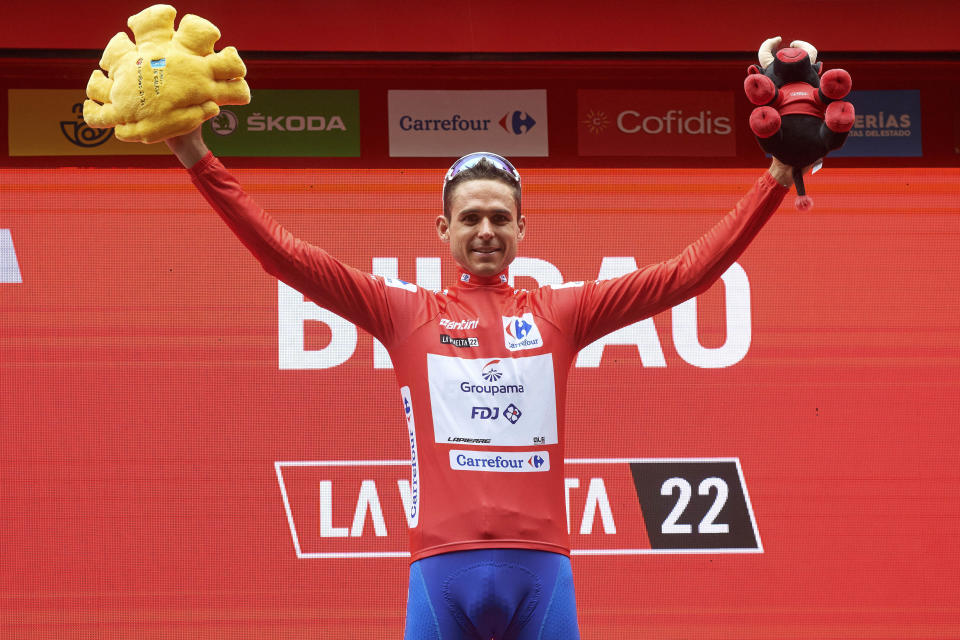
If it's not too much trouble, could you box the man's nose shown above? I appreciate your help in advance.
[477,217,495,238]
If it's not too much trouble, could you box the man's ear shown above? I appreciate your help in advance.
[436,214,450,242]
[517,214,526,241]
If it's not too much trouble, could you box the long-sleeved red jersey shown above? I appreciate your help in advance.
[189,153,787,561]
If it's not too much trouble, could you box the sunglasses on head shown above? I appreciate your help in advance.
[443,152,521,198]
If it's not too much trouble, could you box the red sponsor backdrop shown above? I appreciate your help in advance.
[2,0,959,53]
[2,166,960,638]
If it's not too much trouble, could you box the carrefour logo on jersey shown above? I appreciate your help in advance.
[400,386,419,528]
[388,90,548,157]
[578,89,735,157]
[449,450,551,473]
[502,314,543,351]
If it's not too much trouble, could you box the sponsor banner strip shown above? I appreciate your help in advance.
[275,458,760,558]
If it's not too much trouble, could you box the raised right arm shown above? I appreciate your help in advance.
[165,128,396,342]
[165,126,210,170]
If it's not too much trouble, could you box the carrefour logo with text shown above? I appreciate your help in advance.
[502,314,543,351]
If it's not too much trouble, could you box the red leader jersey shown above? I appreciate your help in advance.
[188,153,787,562]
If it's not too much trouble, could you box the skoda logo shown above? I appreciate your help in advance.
[210,109,238,136]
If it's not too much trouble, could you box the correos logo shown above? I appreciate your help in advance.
[61,102,112,148]
[617,109,732,136]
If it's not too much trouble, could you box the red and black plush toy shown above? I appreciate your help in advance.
[744,37,855,210]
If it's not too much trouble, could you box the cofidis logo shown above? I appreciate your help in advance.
[578,90,735,157]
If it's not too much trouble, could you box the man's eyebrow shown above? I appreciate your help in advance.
[458,206,513,217]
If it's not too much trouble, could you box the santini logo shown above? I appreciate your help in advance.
[439,318,479,330]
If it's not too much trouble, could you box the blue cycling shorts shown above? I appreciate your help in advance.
[403,548,580,640]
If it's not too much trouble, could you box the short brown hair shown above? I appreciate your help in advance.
[442,158,522,219]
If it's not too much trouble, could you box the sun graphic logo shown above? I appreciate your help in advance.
[582,109,610,135]
[481,360,503,382]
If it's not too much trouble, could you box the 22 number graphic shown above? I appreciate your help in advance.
[661,476,730,535]
[630,460,761,551]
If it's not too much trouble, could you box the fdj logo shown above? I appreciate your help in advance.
[500,110,536,135]
[471,407,500,419]
[471,404,521,424]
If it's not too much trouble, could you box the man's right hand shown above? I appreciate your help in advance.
[165,127,210,169]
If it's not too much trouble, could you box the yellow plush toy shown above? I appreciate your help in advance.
[83,4,250,144]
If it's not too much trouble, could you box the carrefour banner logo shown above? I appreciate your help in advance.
[830,90,922,157]
[388,90,548,157]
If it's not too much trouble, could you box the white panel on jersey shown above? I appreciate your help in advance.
[427,353,557,447]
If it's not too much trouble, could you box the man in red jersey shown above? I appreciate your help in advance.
[166,127,795,639]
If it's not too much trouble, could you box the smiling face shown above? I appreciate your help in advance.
[437,178,525,277]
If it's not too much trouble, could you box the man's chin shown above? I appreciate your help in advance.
[466,260,504,277]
